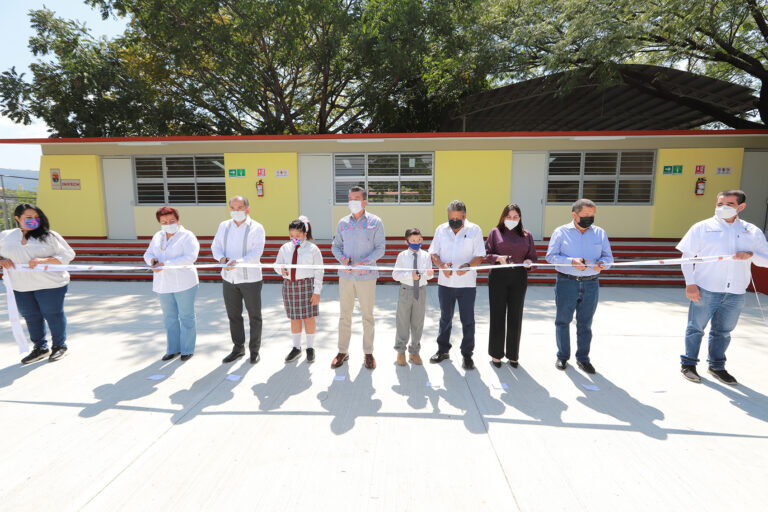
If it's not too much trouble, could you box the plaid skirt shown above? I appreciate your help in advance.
[282,278,319,319]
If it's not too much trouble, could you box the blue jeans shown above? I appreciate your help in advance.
[436,285,476,356]
[14,285,69,350]
[682,288,744,370]
[554,275,599,363]
[157,285,198,356]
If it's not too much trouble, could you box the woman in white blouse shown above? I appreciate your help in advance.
[143,206,200,361]
[0,203,76,364]
[273,216,323,363]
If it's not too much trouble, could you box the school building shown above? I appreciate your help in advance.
[3,130,768,240]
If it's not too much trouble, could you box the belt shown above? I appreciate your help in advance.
[557,272,599,282]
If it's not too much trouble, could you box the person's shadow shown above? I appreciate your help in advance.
[0,361,42,390]
[317,365,382,435]
[391,363,439,414]
[567,369,666,439]
[494,364,567,425]
[438,362,503,434]
[170,362,251,424]
[80,359,181,418]
[702,380,768,423]
[252,361,312,411]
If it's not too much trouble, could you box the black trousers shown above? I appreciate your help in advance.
[223,280,263,354]
[487,267,528,360]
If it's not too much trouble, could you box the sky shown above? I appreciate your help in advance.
[0,1,127,172]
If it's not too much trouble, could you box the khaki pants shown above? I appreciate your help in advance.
[338,278,376,354]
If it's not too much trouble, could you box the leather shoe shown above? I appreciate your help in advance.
[430,351,449,364]
[396,353,407,366]
[555,359,567,371]
[180,354,193,362]
[331,353,349,369]
[222,349,245,364]
[162,352,179,361]
[509,360,518,368]
[577,361,596,374]
[462,355,475,370]
[21,347,50,365]
[491,359,502,368]
[408,353,423,365]
[250,352,260,364]
[365,354,376,369]
[49,346,68,362]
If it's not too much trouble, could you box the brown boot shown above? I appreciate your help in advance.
[409,353,423,365]
[364,353,376,369]
[396,353,407,366]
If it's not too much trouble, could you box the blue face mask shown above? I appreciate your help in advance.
[23,218,40,230]
[407,242,422,251]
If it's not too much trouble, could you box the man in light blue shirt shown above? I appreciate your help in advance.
[545,198,614,374]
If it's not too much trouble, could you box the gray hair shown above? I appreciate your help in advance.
[571,198,595,213]
[446,200,466,214]
[349,186,367,200]
[229,195,250,208]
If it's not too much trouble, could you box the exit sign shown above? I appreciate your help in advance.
[663,165,682,175]
[228,168,245,177]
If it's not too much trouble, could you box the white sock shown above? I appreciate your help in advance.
[306,333,315,349]
[292,333,301,349]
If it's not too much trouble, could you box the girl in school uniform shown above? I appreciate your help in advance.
[274,216,323,363]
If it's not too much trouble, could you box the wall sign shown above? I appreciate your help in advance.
[50,169,62,189]
[61,179,81,190]
[257,168,266,177]
[663,165,683,175]
[228,168,245,177]
[695,165,705,175]
[274,169,289,177]
[716,166,732,175]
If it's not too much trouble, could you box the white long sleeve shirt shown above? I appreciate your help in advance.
[273,240,324,294]
[677,216,768,294]
[0,229,75,292]
[143,226,200,293]
[428,220,486,288]
[211,216,266,284]
[391,248,433,287]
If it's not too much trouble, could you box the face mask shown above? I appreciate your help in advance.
[291,237,303,247]
[448,218,463,230]
[230,210,247,222]
[577,216,594,229]
[161,223,179,234]
[504,219,519,230]
[23,218,40,230]
[715,205,738,220]
[407,242,422,251]
[348,200,363,215]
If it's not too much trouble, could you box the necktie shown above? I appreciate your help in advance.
[413,252,419,300]
[290,246,298,281]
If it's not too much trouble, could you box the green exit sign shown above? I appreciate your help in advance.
[663,165,682,175]
[228,169,245,177]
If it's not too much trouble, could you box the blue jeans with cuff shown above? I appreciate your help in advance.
[158,285,198,356]
[14,284,69,350]
[682,288,744,370]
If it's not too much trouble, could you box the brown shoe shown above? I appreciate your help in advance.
[396,353,407,366]
[365,353,376,369]
[331,353,349,369]
[409,353,423,365]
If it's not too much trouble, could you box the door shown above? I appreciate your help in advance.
[510,152,547,239]
[741,150,768,232]
[298,154,334,239]
[102,158,137,239]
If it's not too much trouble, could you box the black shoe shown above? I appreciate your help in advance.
[430,351,449,364]
[462,355,475,370]
[222,349,245,363]
[21,347,50,365]
[250,352,261,364]
[509,361,518,369]
[491,360,502,368]
[162,352,179,361]
[306,348,315,363]
[681,364,701,383]
[285,347,302,363]
[180,354,193,362]
[577,361,596,374]
[708,367,737,385]
[555,359,567,371]
[49,346,68,362]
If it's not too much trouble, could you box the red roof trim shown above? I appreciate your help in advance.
[1,129,768,144]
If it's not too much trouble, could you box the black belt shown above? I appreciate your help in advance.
[557,272,599,282]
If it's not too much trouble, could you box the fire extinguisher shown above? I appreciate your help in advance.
[695,177,706,196]
[256,179,264,197]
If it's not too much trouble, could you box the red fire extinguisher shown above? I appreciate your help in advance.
[256,179,264,197]
[695,177,706,196]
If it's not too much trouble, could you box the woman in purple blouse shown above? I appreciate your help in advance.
[484,204,538,368]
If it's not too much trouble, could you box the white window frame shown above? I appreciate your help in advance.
[133,154,227,205]
[545,150,656,205]
[333,152,434,205]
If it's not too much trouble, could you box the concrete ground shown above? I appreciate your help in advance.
[0,281,767,512]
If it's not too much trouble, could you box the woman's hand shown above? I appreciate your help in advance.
[310,293,320,306]
[28,258,50,269]
[496,255,508,265]
[523,259,533,269]
[0,258,15,269]
[151,260,164,273]
[281,267,289,278]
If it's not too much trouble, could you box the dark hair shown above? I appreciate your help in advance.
[496,203,526,237]
[405,228,421,239]
[14,203,51,241]
[289,218,313,240]
[718,190,746,204]
[349,186,367,200]
[155,206,179,221]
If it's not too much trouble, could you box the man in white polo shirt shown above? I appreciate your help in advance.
[677,189,768,385]
[428,200,486,370]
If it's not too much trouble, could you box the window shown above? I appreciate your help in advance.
[546,151,655,204]
[134,155,226,205]
[333,153,433,204]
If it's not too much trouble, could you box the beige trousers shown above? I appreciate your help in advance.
[337,278,376,354]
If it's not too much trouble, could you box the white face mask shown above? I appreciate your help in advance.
[230,210,247,222]
[715,205,738,220]
[161,223,179,234]
[504,219,519,230]
[348,200,363,215]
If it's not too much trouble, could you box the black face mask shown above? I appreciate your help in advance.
[448,218,463,230]
[577,216,595,229]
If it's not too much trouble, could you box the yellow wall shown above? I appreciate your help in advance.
[223,153,299,235]
[651,148,744,237]
[434,150,512,235]
[37,155,106,237]
[332,205,434,237]
[133,206,229,237]
[544,205,653,237]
